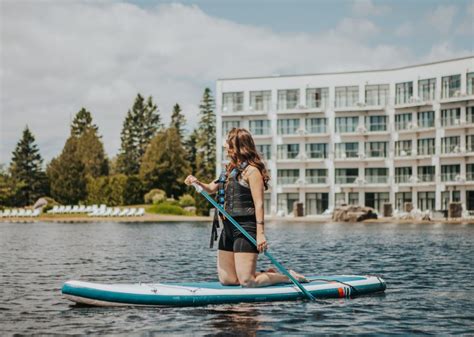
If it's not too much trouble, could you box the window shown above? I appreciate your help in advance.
[441,108,461,126]
[306,143,327,159]
[395,82,413,104]
[468,72,474,96]
[417,111,435,128]
[467,107,474,124]
[467,135,474,152]
[256,144,271,160]
[335,86,359,108]
[264,193,271,215]
[395,167,412,183]
[335,116,359,133]
[305,169,327,184]
[222,92,243,113]
[277,119,300,135]
[365,192,389,213]
[306,87,329,109]
[335,168,359,184]
[305,193,329,215]
[467,164,474,181]
[395,192,412,210]
[441,74,461,99]
[335,142,359,158]
[418,166,435,182]
[441,191,459,210]
[277,193,299,215]
[365,115,387,132]
[395,113,412,130]
[249,120,270,135]
[249,91,271,112]
[441,136,460,153]
[277,144,299,159]
[335,193,346,206]
[395,140,412,156]
[348,192,359,205]
[418,191,435,211]
[417,138,435,156]
[418,78,436,101]
[365,141,388,158]
[278,89,299,110]
[441,164,460,182]
[365,84,389,106]
[305,118,327,134]
[277,169,299,185]
[365,168,388,184]
[222,121,240,136]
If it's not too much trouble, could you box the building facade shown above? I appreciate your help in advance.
[215,57,474,216]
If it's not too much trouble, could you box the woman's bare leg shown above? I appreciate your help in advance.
[217,250,240,285]
[234,253,307,287]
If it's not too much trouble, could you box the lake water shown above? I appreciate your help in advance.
[0,221,473,335]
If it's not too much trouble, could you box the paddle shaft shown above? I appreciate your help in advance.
[193,183,315,301]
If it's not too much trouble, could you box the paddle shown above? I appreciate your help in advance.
[192,183,316,301]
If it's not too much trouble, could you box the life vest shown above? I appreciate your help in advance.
[209,161,255,248]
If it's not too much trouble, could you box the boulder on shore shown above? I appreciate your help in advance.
[332,205,378,222]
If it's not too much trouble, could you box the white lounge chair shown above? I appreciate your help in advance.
[3,209,11,217]
[32,209,41,217]
[18,209,26,217]
[72,205,80,213]
[119,208,130,217]
[56,205,65,214]
[78,205,86,213]
[25,209,33,217]
[11,209,19,217]
[64,205,72,213]
[48,205,59,214]
[135,208,145,216]
[103,208,113,217]
[127,208,137,216]
[111,208,120,217]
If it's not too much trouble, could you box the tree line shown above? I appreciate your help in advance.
[0,88,216,215]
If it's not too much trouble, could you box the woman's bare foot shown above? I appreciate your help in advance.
[289,270,309,283]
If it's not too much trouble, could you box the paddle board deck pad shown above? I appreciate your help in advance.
[62,275,386,306]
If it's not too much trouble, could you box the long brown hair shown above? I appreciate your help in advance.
[225,128,270,190]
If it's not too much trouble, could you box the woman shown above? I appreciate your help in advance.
[184,128,307,287]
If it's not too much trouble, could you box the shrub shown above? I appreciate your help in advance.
[179,194,195,207]
[149,201,185,215]
[144,189,166,204]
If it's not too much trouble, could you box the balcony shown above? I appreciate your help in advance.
[334,150,360,161]
[394,97,433,109]
[220,105,268,117]
[306,100,329,112]
[394,149,413,158]
[306,125,328,135]
[277,177,300,186]
[440,92,473,104]
[467,172,474,181]
[305,176,328,185]
[335,176,358,184]
[440,146,464,157]
[250,127,272,137]
[365,123,388,133]
[440,117,463,129]
[334,101,368,112]
[276,152,300,161]
[441,173,462,183]
[365,150,387,159]
[395,175,411,183]
[417,118,435,129]
[417,174,435,183]
[365,175,389,184]
[417,147,435,157]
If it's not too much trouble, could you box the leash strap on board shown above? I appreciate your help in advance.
[193,183,316,301]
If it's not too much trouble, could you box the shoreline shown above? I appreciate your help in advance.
[1,214,474,225]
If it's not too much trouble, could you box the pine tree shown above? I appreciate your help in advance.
[184,129,199,175]
[9,127,49,206]
[140,128,190,198]
[116,94,162,175]
[194,88,216,215]
[169,103,186,140]
[71,107,98,136]
[47,137,87,204]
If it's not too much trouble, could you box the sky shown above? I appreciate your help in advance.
[0,0,473,165]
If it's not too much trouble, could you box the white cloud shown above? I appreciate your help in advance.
[352,0,390,16]
[425,5,458,35]
[0,1,469,164]
[424,41,472,62]
[394,22,414,37]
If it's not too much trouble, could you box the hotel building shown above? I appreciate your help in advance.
[215,56,474,216]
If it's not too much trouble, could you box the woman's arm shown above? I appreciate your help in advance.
[246,166,267,252]
[184,175,218,194]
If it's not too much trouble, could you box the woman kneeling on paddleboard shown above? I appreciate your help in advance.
[185,128,307,287]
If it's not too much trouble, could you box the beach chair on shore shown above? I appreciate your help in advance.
[127,208,137,216]
[25,209,33,217]
[32,209,41,217]
[77,205,85,213]
[3,209,11,217]
[135,208,145,216]
[71,205,79,213]
[118,208,129,217]
[48,205,59,214]
[18,209,26,217]
[11,209,18,217]
[103,208,113,217]
[111,208,121,217]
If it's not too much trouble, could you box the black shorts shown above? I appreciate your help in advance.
[218,215,259,254]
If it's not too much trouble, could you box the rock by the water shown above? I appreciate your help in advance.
[332,205,378,222]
